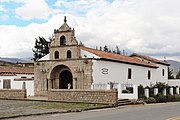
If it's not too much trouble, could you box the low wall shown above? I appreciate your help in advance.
[48,89,118,105]
[168,79,180,86]
[0,89,26,99]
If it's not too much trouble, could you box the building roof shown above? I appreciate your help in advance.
[130,53,170,66]
[80,47,158,68]
[0,66,34,74]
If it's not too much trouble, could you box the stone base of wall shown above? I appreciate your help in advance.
[0,89,27,99]
[48,89,118,105]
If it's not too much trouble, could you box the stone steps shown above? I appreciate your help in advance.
[118,99,132,106]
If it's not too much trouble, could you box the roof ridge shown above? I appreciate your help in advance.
[130,53,170,66]
[80,46,158,68]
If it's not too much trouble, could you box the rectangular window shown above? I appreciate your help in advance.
[162,69,165,76]
[148,70,151,80]
[3,79,11,89]
[128,68,132,79]
[21,76,27,78]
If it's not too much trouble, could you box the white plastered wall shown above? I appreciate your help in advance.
[0,74,34,96]
[92,60,168,87]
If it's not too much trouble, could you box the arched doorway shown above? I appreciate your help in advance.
[59,70,73,89]
[50,65,73,89]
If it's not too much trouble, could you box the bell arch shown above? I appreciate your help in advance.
[60,35,66,45]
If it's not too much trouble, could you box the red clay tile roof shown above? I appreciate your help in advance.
[0,66,34,74]
[81,47,158,68]
[130,53,170,66]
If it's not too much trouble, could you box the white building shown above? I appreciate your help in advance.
[81,47,169,87]
[0,66,34,96]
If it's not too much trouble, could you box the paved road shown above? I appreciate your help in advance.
[7,102,180,120]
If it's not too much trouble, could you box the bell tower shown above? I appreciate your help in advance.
[49,16,80,60]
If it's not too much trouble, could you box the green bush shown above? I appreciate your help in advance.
[149,87,154,97]
[166,86,171,95]
[138,85,144,98]
[144,97,156,104]
[154,82,167,93]
[155,93,167,103]
[167,95,180,102]
[138,94,146,99]
[174,95,180,101]
[166,95,176,102]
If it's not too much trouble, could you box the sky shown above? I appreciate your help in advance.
[0,0,180,61]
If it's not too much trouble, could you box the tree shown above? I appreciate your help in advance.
[176,70,180,79]
[168,67,174,79]
[103,45,108,52]
[32,37,50,61]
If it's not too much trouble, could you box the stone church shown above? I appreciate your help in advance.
[34,17,169,97]
[35,17,93,96]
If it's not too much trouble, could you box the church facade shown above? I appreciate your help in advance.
[34,17,169,97]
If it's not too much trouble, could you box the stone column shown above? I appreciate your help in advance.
[163,88,167,96]
[145,88,149,98]
[170,87,174,95]
[48,79,52,90]
[176,87,179,94]
[154,88,158,95]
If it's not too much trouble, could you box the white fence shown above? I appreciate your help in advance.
[91,83,138,99]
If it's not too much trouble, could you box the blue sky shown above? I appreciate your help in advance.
[0,0,180,61]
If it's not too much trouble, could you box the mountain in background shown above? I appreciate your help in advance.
[167,60,180,76]
[0,57,33,63]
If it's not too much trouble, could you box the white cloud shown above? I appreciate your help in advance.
[0,5,7,12]
[0,0,180,61]
[1,14,9,21]
[0,14,66,57]
[15,0,60,20]
[0,0,23,3]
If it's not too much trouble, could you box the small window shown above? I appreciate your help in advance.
[21,76,27,78]
[60,35,66,45]
[3,79,11,89]
[162,69,165,76]
[148,70,151,80]
[128,68,132,79]
[54,51,59,59]
[67,50,71,58]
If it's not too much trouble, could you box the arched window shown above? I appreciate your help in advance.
[60,35,66,45]
[67,50,71,58]
[54,51,59,59]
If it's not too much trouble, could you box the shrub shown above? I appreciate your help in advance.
[149,87,154,97]
[167,95,180,102]
[166,95,176,102]
[166,86,171,95]
[175,95,180,101]
[144,97,156,104]
[138,94,146,99]
[154,82,167,93]
[138,85,144,98]
[155,93,167,103]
